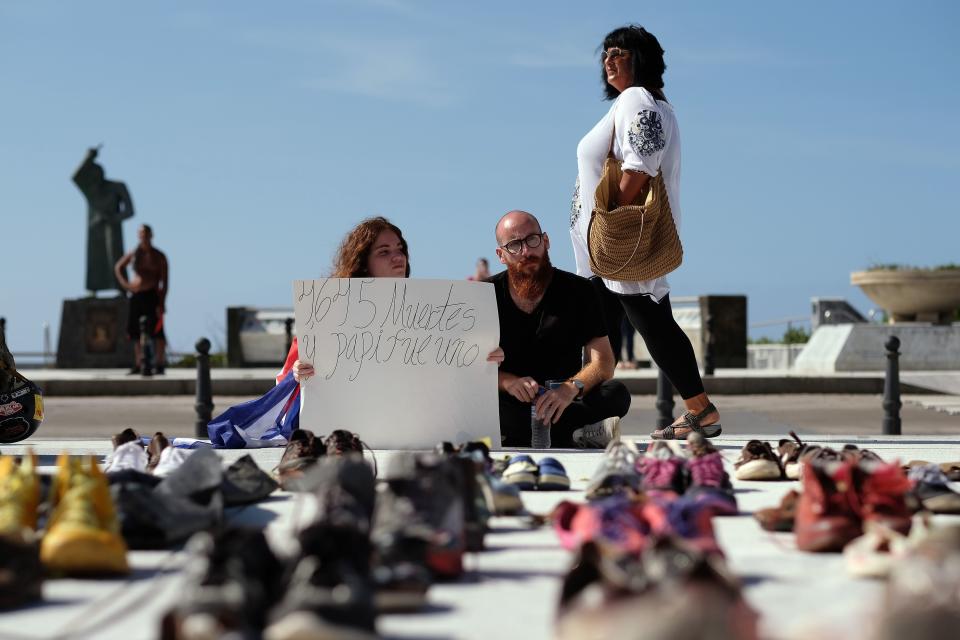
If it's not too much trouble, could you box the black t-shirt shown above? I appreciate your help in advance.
[490,268,607,385]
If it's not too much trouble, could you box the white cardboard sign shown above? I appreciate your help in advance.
[292,278,501,449]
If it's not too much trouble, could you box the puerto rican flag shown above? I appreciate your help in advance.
[206,339,301,448]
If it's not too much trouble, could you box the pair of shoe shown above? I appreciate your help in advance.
[440,441,525,516]
[106,428,277,505]
[571,416,621,449]
[161,528,286,640]
[754,446,893,535]
[503,455,570,491]
[555,537,757,640]
[371,480,434,612]
[775,432,883,480]
[794,457,912,553]
[109,447,225,550]
[584,440,643,500]
[104,428,278,549]
[270,455,378,639]
[552,495,652,555]
[733,440,786,480]
[105,429,186,476]
[163,455,379,640]
[904,461,960,513]
[587,435,734,507]
[754,489,800,532]
[553,491,730,559]
[7,452,130,577]
[635,433,736,504]
[276,428,369,491]
[378,452,469,582]
[740,435,884,482]
[44,454,130,575]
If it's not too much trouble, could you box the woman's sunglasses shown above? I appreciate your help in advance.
[601,47,629,62]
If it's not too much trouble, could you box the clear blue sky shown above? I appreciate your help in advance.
[3,0,958,356]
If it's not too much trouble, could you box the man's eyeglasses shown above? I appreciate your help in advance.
[500,233,544,255]
[601,47,629,62]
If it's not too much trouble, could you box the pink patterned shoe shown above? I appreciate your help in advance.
[551,497,650,555]
[685,433,737,515]
[686,435,731,491]
[636,441,688,496]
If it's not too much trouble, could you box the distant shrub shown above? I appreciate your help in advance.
[749,326,810,345]
[782,325,810,344]
[867,263,960,272]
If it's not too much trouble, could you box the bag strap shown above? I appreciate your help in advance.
[587,203,646,277]
[607,103,618,159]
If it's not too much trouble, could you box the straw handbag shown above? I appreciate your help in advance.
[587,123,682,281]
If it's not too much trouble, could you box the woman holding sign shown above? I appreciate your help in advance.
[569,25,721,440]
[212,217,435,448]
[292,217,503,381]
[290,216,410,381]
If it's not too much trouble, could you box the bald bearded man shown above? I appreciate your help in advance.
[490,211,630,448]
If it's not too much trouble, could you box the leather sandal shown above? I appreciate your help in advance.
[650,402,722,440]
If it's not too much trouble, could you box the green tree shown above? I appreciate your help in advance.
[782,325,810,344]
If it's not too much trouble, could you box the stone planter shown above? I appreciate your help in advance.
[851,269,960,323]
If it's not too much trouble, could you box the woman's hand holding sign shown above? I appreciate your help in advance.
[293,360,315,383]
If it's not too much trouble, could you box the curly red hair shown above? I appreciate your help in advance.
[331,216,410,278]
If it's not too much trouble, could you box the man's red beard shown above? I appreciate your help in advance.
[507,252,553,301]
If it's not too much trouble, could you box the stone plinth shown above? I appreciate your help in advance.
[56,296,134,368]
[793,323,960,372]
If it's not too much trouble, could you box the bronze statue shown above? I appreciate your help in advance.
[73,147,135,293]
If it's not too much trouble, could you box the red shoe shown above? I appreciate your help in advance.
[859,462,913,535]
[795,460,862,552]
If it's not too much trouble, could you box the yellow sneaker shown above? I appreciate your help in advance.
[0,452,40,543]
[40,454,129,575]
[0,452,43,609]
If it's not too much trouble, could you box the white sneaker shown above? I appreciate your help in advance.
[572,416,621,449]
[584,438,641,499]
[153,447,193,477]
[103,441,148,473]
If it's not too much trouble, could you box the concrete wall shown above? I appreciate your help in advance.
[794,324,960,372]
[748,344,806,369]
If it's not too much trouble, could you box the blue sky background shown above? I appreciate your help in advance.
[3,0,958,357]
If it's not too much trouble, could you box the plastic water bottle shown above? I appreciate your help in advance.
[531,380,562,448]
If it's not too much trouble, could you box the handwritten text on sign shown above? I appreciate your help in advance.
[292,278,500,449]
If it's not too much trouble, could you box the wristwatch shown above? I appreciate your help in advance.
[569,379,585,400]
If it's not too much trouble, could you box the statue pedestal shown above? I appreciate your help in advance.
[56,296,134,368]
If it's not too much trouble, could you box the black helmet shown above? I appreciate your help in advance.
[0,374,43,443]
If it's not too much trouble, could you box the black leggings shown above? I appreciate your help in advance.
[590,277,704,400]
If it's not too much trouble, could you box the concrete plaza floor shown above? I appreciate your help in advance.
[2,436,960,640]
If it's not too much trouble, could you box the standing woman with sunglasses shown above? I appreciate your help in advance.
[569,25,722,440]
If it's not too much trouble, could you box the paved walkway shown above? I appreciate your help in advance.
[18,366,960,417]
[19,367,960,397]
[2,436,960,640]
[29,393,960,442]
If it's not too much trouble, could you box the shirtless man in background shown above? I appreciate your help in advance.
[115,224,168,374]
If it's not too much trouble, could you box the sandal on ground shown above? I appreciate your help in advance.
[650,403,722,440]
